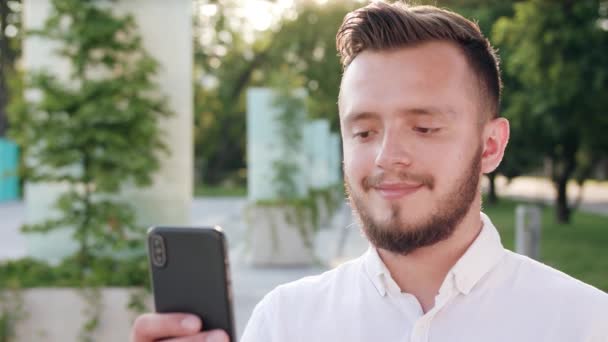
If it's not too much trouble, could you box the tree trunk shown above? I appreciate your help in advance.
[555,176,570,223]
[552,153,576,224]
[486,172,498,205]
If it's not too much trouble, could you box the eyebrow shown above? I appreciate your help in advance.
[343,106,455,126]
[401,106,459,118]
[343,111,379,127]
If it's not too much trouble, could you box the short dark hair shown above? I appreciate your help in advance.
[336,1,502,118]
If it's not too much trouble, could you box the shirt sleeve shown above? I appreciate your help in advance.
[239,294,273,342]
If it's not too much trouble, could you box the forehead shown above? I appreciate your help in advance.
[339,41,479,121]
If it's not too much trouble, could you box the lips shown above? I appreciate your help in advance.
[374,183,423,200]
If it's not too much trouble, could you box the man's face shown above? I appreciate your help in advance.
[339,41,486,255]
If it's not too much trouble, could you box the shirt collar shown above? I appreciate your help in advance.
[363,243,391,297]
[363,212,506,297]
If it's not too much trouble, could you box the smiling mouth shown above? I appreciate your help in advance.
[374,183,424,200]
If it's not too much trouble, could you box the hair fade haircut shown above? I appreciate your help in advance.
[336,1,502,118]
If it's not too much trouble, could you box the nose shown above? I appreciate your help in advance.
[375,127,413,170]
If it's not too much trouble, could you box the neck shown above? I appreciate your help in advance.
[376,199,483,313]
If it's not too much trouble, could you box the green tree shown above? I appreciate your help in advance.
[0,0,22,136]
[256,1,358,130]
[193,0,266,185]
[8,0,171,270]
[192,0,357,185]
[494,0,608,223]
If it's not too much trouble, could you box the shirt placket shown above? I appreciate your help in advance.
[409,276,458,342]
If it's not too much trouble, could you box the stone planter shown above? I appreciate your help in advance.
[4,288,151,341]
[311,187,344,230]
[244,204,317,266]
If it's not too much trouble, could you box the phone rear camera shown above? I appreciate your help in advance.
[150,234,167,268]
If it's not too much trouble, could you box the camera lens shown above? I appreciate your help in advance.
[150,234,167,267]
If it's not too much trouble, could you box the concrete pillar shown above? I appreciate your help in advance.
[22,0,192,262]
[328,132,341,186]
[303,119,331,190]
[245,87,315,265]
[246,87,307,201]
[515,204,542,260]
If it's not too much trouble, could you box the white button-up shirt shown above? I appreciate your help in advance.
[240,213,608,341]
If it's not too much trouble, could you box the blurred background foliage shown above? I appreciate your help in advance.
[2,0,608,224]
[7,0,173,272]
[0,0,22,137]
[192,0,356,186]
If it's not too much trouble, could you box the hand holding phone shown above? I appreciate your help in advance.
[144,226,236,341]
[130,312,229,342]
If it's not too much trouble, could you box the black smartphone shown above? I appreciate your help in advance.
[147,226,236,341]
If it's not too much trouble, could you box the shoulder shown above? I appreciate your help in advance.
[503,250,606,295]
[240,256,365,341]
[266,255,365,306]
[250,254,366,319]
[500,250,608,312]
[476,250,608,339]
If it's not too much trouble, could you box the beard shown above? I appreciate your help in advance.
[345,145,482,256]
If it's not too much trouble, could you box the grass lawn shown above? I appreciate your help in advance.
[483,199,608,292]
[194,184,247,197]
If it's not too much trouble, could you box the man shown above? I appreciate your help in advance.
[131,2,608,341]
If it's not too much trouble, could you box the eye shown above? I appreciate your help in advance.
[413,127,440,134]
[353,130,375,140]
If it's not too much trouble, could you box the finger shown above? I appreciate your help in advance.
[163,330,230,342]
[131,313,202,342]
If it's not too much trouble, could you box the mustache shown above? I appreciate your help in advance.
[362,171,434,191]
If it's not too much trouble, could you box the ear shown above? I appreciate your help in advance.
[480,118,510,174]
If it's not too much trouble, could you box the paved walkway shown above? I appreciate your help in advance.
[1,176,607,337]
[488,176,608,216]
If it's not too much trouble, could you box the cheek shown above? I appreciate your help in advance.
[413,141,463,180]
[343,143,376,181]
[430,146,476,190]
